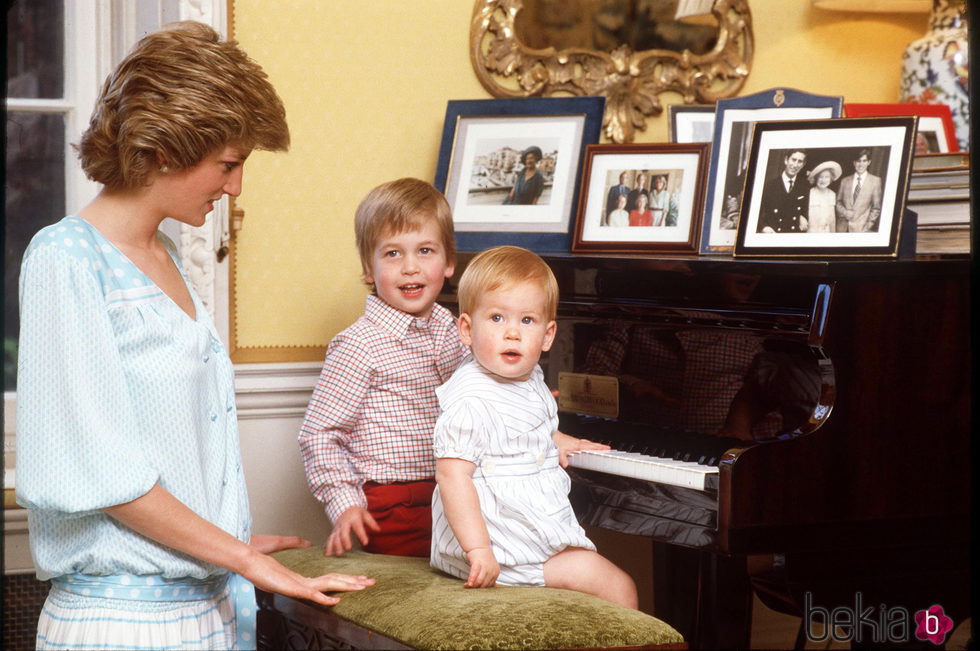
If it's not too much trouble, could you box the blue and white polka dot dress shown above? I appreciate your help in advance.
[16,216,255,649]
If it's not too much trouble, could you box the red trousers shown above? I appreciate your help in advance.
[361,480,435,557]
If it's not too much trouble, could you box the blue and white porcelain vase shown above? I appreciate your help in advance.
[899,0,969,151]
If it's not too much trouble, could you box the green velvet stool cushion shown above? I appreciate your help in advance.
[270,547,685,650]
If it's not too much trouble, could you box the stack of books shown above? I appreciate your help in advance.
[906,152,970,256]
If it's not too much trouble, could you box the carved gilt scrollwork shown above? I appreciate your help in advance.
[470,0,754,143]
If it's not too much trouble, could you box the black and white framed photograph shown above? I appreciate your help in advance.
[572,142,709,254]
[433,96,605,252]
[734,116,917,258]
[700,88,844,254]
[667,104,715,144]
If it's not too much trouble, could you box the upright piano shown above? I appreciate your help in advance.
[443,254,971,649]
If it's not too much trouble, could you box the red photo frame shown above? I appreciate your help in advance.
[844,103,958,153]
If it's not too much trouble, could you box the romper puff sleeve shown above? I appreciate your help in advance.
[432,397,492,465]
[16,242,159,514]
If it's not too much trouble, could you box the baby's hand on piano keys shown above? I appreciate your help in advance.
[553,430,611,468]
[464,548,499,588]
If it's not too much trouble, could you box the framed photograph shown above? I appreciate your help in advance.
[844,102,957,153]
[667,104,715,143]
[572,143,710,254]
[734,116,917,258]
[700,88,843,255]
[433,96,605,253]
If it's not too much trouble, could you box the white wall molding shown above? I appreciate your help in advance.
[234,362,330,541]
[234,362,322,420]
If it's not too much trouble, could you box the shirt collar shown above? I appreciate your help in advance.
[364,294,453,338]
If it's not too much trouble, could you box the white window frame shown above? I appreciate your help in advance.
[4,0,231,471]
[5,1,109,467]
[6,2,107,221]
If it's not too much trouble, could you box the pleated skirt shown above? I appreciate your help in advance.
[36,580,244,650]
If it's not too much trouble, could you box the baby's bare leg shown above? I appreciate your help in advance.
[543,547,638,609]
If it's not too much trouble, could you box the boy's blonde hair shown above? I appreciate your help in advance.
[457,246,558,321]
[78,21,289,190]
[354,178,456,283]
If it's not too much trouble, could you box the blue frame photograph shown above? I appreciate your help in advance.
[434,96,605,253]
[699,88,844,255]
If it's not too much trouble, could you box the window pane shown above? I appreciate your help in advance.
[4,112,66,390]
[6,0,64,99]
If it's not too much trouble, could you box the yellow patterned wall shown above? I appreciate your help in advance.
[230,0,926,360]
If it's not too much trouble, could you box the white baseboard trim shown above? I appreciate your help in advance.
[233,361,322,420]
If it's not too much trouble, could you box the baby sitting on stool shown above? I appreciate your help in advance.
[430,246,638,609]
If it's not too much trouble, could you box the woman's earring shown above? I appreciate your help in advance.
[160,165,170,173]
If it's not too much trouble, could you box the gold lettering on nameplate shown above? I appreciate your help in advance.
[558,372,619,419]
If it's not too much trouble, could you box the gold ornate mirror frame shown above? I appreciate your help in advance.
[470,0,753,143]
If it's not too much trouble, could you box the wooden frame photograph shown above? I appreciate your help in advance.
[844,102,958,153]
[700,88,844,255]
[433,96,604,253]
[667,104,715,143]
[734,117,917,258]
[572,142,710,255]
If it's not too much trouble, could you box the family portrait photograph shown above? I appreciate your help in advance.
[736,117,917,258]
[573,143,709,254]
[599,168,684,228]
[753,145,889,234]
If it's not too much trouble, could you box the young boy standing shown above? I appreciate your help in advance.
[299,178,464,557]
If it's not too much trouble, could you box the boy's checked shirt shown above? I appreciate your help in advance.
[299,294,466,522]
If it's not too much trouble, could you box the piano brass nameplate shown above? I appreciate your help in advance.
[558,372,619,419]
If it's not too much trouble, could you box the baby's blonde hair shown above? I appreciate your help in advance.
[354,178,456,284]
[457,246,558,321]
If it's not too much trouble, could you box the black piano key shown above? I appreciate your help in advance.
[558,412,743,469]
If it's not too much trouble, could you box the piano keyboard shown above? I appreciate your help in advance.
[567,449,719,491]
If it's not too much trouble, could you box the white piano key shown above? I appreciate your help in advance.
[567,449,718,491]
